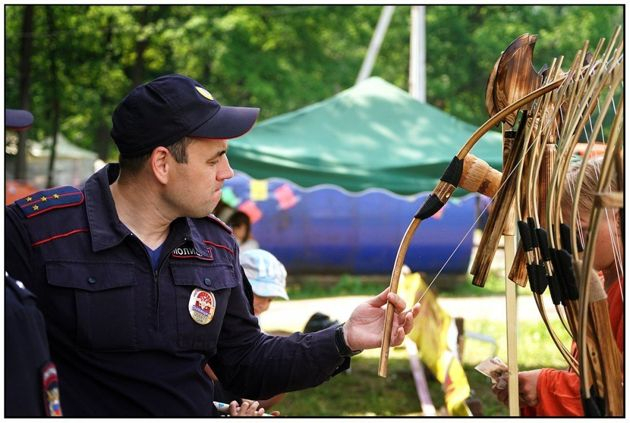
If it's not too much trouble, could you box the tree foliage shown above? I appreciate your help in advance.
[5,5,622,163]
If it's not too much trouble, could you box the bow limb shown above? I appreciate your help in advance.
[377,77,566,377]
[576,97,624,416]
[510,58,580,371]
[543,35,623,336]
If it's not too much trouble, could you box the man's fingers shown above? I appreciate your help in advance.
[366,287,390,307]
[402,310,415,333]
[386,292,407,313]
[390,326,405,345]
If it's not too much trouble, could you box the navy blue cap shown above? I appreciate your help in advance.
[6,109,34,131]
[111,74,260,157]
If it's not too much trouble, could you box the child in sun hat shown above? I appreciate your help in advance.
[209,249,289,415]
[240,249,289,316]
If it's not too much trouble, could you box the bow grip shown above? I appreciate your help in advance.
[415,157,463,220]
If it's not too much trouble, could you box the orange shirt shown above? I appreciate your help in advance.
[522,278,624,416]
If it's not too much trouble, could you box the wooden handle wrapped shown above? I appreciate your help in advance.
[459,154,502,198]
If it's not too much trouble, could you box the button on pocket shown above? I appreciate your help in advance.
[46,260,137,351]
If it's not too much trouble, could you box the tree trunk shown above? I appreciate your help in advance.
[131,7,149,87]
[14,5,33,181]
[94,15,115,161]
[46,7,60,188]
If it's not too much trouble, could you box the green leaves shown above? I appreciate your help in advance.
[5,5,622,162]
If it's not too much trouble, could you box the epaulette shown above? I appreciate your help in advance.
[206,214,233,234]
[15,186,84,219]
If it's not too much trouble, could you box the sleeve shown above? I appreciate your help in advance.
[5,205,35,287]
[209,265,349,400]
[522,368,584,416]
[606,278,624,353]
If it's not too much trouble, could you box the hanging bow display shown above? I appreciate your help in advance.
[378,27,624,418]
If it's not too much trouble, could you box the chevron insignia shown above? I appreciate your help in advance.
[15,186,84,218]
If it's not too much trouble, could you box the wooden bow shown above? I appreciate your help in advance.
[507,27,624,415]
[379,28,624,418]
[378,75,564,378]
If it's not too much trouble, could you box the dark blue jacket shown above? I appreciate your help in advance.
[5,164,348,416]
[5,272,61,416]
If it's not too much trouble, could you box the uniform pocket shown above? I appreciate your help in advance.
[46,260,137,351]
[170,263,238,351]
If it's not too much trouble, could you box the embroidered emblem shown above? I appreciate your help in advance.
[195,86,214,101]
[188,288,216,325]
[41,362,62,416]
[16,186,84,219]
[171,246,213,261]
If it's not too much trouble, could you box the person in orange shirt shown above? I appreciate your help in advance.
[492,156,623,416]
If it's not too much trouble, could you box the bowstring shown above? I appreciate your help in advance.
[417,122,542,304]
[594,76,624,302]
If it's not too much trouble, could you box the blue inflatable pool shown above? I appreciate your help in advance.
[224,173,488,276]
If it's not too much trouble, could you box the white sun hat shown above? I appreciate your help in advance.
[240,249,289,300]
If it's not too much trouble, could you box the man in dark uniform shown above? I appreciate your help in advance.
[5,109,63,417]
[5,74,419,416]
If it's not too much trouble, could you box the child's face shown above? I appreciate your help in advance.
[253,295,273,316]
[233,224,247,243]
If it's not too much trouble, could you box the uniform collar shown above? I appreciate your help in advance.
[84,164,129,252]
[84,163,211,259]
[185,217,214,259]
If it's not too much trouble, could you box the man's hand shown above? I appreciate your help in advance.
[343,288,420,351]
[490,369,541,408]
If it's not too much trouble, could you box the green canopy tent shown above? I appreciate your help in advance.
[229,77,504,196]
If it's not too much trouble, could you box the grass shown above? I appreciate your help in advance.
[267,315,573,417]
[277,260,573,416]
[286,268,527,300]
[286,274,385,299]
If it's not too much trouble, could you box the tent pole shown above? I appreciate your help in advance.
[409,6,426,102]
[356,6,395,84]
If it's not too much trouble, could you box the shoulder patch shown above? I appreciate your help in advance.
[15,186,84,219]
[206,214,233,234]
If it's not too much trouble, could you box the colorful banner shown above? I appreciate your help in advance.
[237,200,263,224]
[250,179,269,201]
[273,183,300,210]
[220,187,240,208]
[401,272,472,416]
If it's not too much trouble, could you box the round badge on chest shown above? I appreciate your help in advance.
[188,288,216,325]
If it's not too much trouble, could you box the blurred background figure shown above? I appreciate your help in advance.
[240,248,289,315]
[209,249,289,414]
[5,108,62,417]
[227,210,259,252]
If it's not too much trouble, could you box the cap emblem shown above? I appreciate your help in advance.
[195,86,214,101]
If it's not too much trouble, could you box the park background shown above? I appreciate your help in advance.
[4,4,623,416]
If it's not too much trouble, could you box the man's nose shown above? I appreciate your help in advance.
[218,157,235,180]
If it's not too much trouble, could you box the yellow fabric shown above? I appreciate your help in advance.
[401,272,472,416]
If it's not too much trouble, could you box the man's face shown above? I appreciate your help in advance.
[166,138,234,218]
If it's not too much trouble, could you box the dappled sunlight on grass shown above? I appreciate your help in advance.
[462,317,573,369]
[275,316,573,416]
[276,349,422,417]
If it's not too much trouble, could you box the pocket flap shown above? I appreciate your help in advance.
[170,263,238,290]
[46,261,136,292]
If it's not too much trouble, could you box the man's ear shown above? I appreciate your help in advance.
[150,146,171,185]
